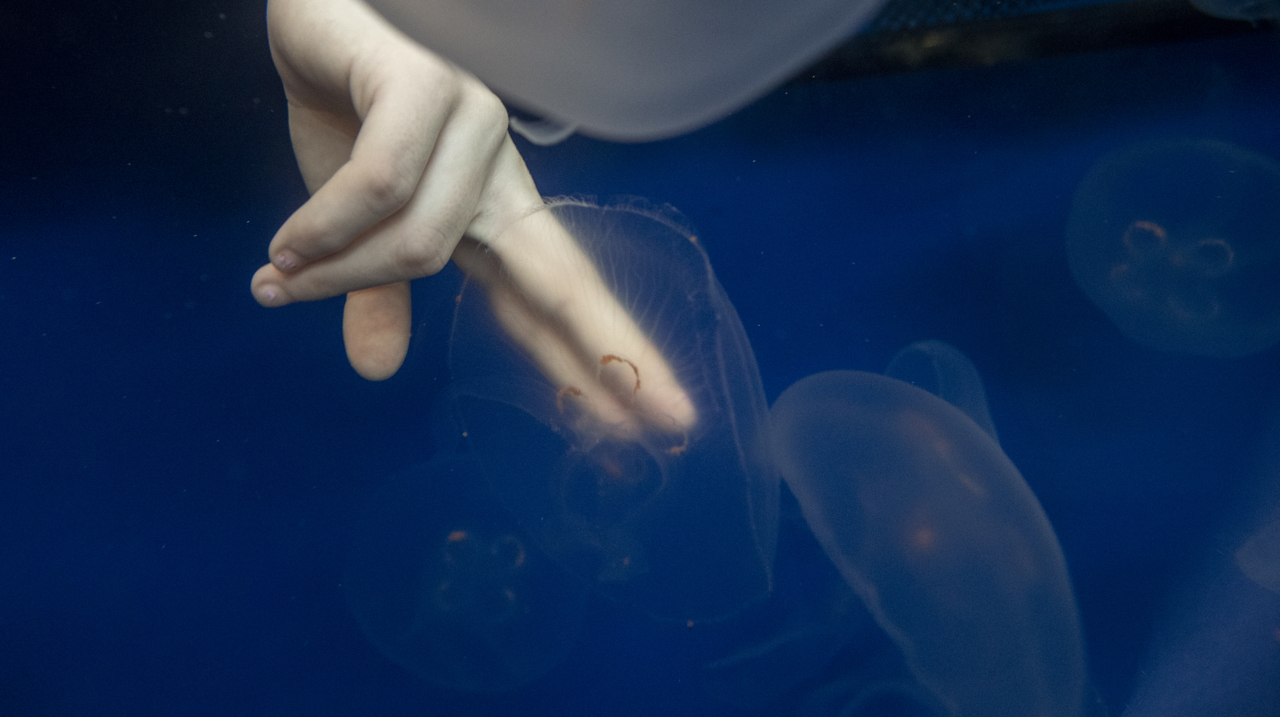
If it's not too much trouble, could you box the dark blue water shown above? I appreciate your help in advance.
[3,3,1279,715]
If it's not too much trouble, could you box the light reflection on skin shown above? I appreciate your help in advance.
[452,206,697,440]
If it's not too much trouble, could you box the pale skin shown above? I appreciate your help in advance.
[256,0,694,435]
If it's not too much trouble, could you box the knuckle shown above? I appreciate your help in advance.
[412,61,462,109]
[358,163,418,216]
[460,83,510,137]
[476,92,509,126]
[394,231,451,278]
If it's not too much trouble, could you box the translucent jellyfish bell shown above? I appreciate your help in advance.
[364,0,889,141]
[885,340,999,444]
[344,455,589,692]
[706,343,1022,716]
[771,371,1087,717]
[447,199,777,622]
[1066,138,1280,357]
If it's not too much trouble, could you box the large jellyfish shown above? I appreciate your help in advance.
[363,0,890,141]
[446,199,778,623]
[703,341,1009,716]
[770,371,1087,717]
[1066,138,1280,357]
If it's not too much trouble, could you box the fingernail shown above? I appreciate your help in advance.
[259,284,282,305]
[273,250,301,271]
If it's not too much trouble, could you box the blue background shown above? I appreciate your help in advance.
[2,2,1279,714]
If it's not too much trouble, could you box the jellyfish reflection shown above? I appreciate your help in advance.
[344,454,588,692]
[447,199,777,622]
[771,371,1087,717]
[1066,138,1280,357]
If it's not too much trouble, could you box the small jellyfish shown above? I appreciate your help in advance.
[344,455,589,692]
[771,371,1087,717]
[448,199,777,622]
[885,340,998,444]
[1066,138,1280,357]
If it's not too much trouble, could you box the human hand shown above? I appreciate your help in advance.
[255,0,694,434]
[254,0,538,379]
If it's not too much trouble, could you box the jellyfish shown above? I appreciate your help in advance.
[343,454,589,692]
[446,199,778,623]
[885,340,999,444]
[704,341,1007,716]
[770,371,1088,717]
[1065,138,1280,357]
[362,0,890,141]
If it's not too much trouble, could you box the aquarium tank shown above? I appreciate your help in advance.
[1,0,1278,715]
